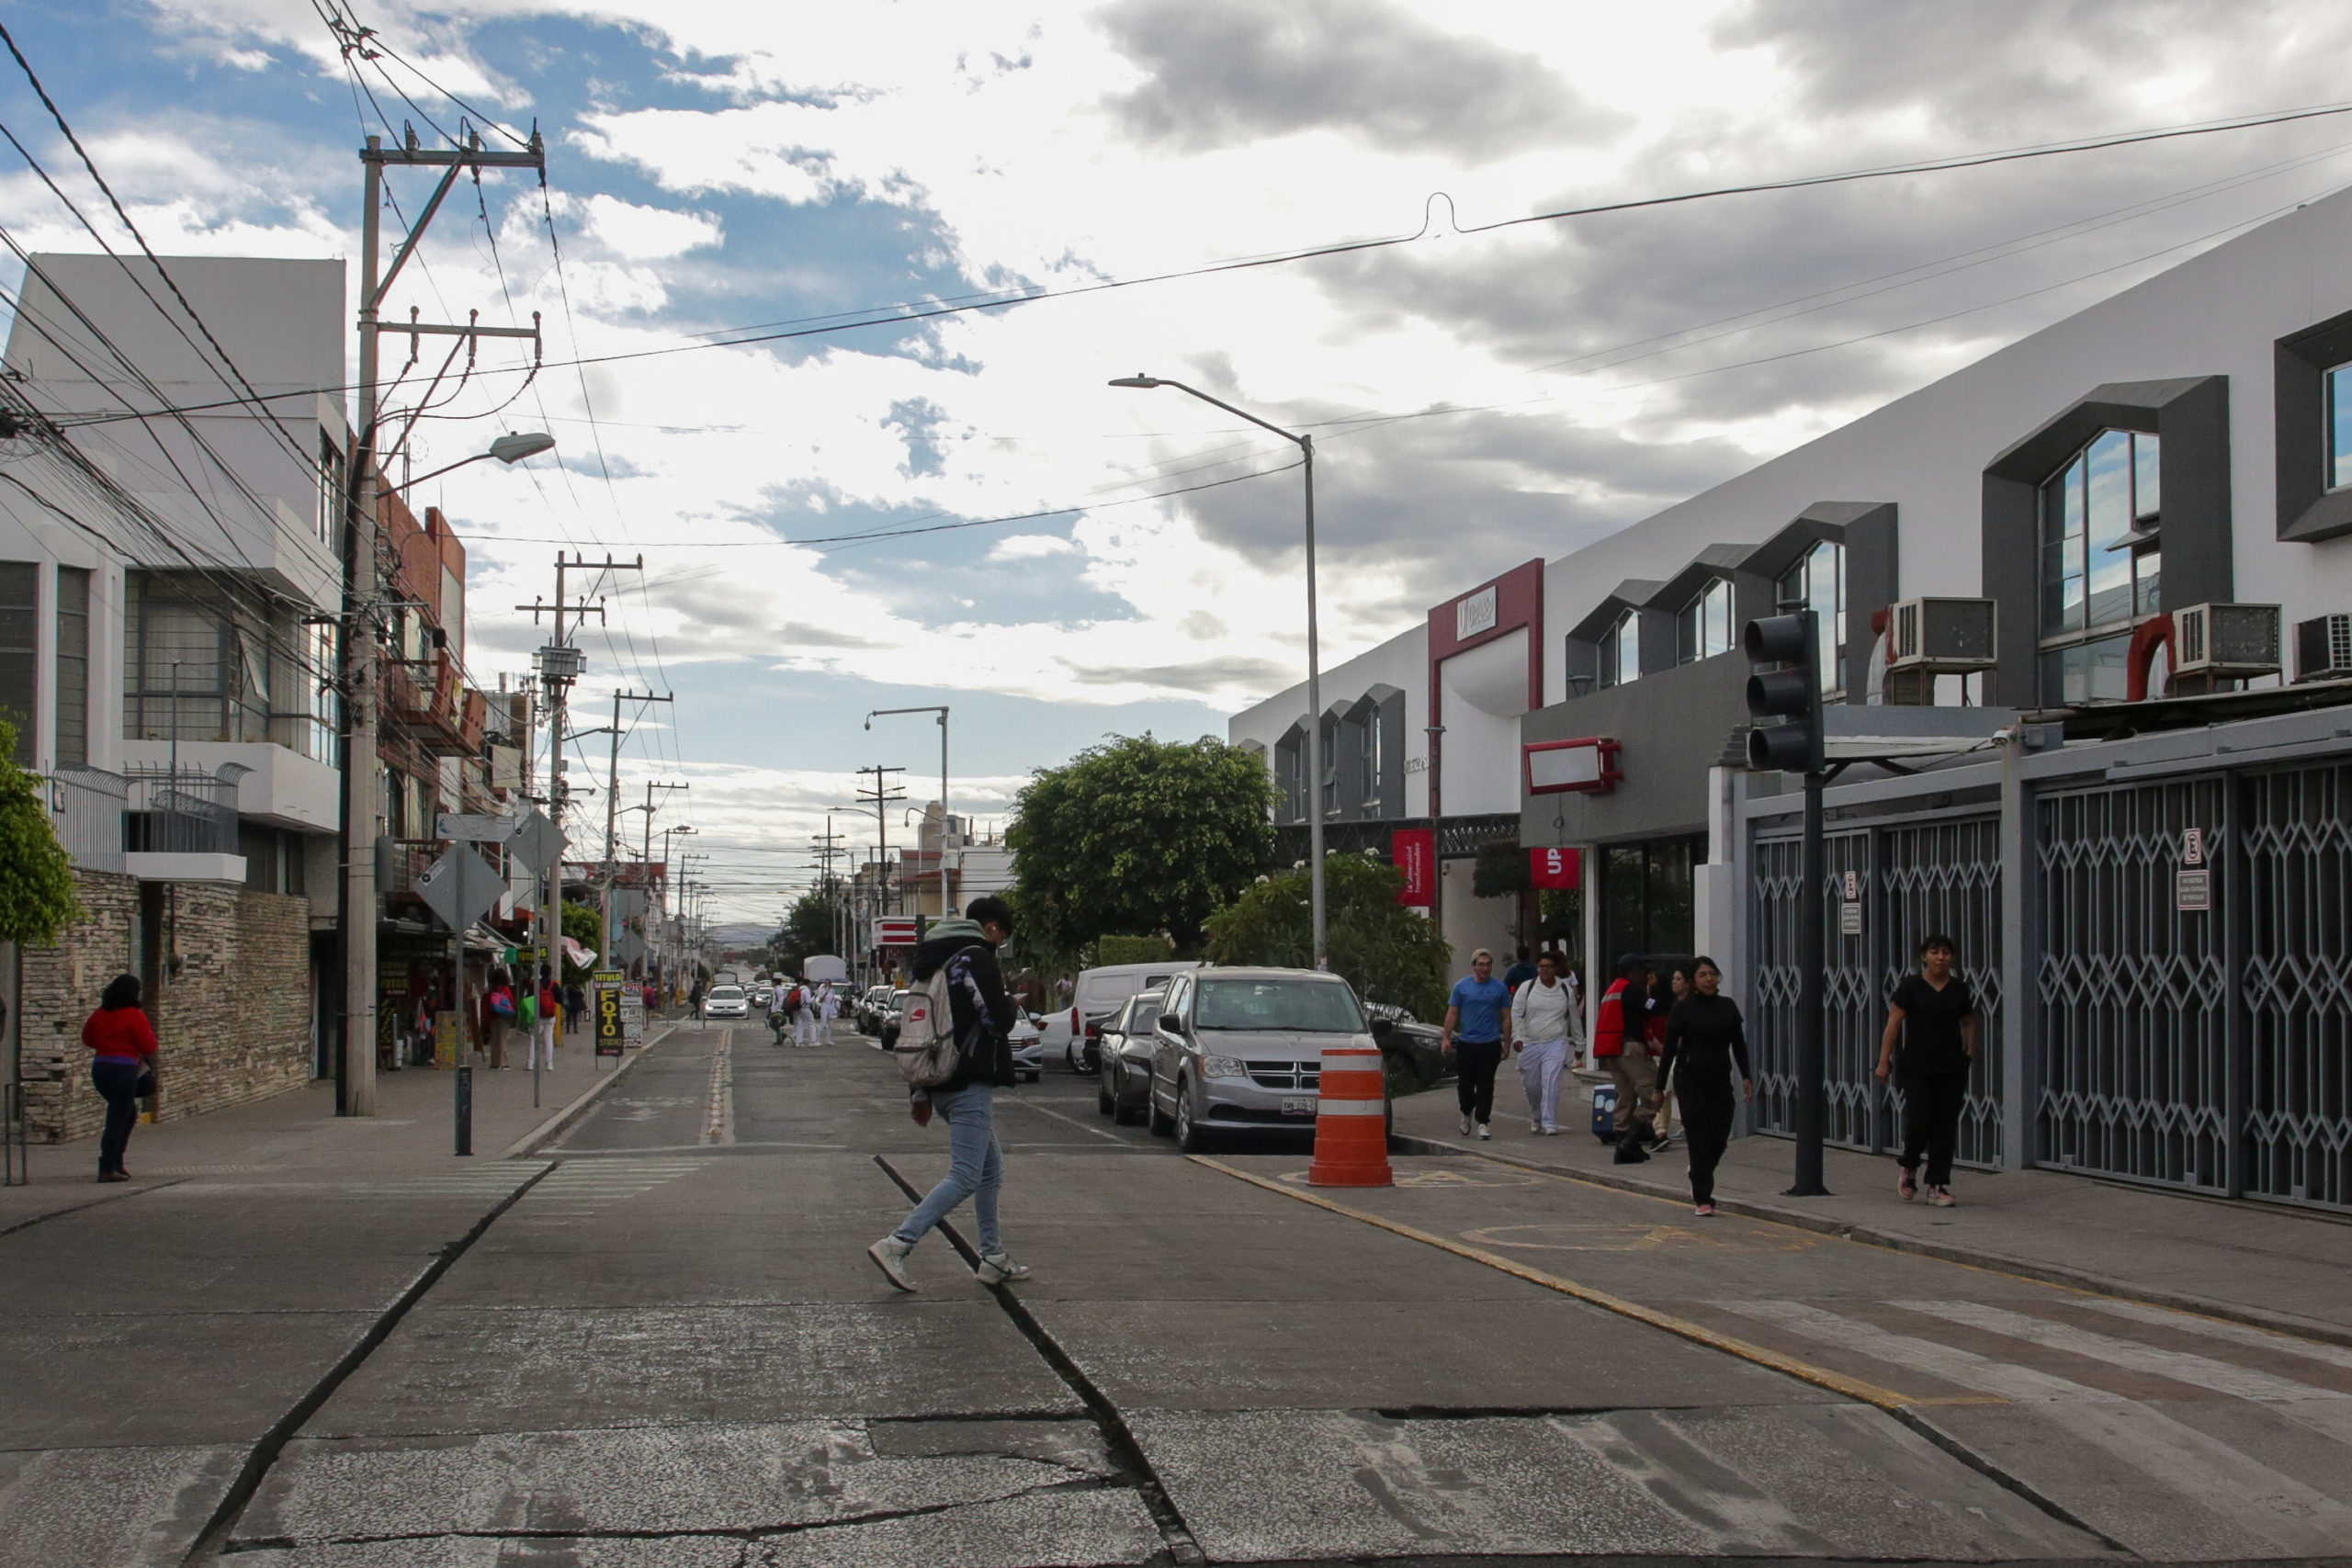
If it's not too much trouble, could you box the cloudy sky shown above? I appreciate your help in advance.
[8,0,2352,919]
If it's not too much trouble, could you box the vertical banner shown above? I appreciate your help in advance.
[593,969,626,1059]
[1529,846,1581,890]
[1391,828,1436,908]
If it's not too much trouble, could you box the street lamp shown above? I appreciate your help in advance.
[1110,374,1326,969]
[384,430,555,492]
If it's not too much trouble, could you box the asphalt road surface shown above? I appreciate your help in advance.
[11,1014,2352,1567]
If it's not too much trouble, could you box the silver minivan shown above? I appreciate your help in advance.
[1146,967,1385,1152]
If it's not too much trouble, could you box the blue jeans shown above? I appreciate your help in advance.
[895,1084,1002,1255]
[91,1059,141,1175]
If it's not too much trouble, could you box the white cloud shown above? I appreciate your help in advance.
[580,194,723,259]
[986,532,1080,560]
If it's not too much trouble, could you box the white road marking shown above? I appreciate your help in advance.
[2074,1296,2352,1374]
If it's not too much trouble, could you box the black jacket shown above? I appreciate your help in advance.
[910,922,1016,1090]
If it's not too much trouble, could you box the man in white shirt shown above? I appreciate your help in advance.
[1510,951,1582,1135]
[770,978,792,1044]
[796,982,823,1046]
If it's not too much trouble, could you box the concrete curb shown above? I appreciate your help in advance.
[499,1020,678,1160]
[1389,1133,2352,1351]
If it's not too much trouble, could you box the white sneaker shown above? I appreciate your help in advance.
[1541,1125,1560,1136]
[1459,1114,1474,1135]
[1476,1122,1491,1140]
[867,1235,917,1292]
[973,1251,1031,1284]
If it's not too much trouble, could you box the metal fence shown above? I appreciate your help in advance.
[123,764,241,856]
[2239,762,2352,1209]
[1750,811,2005,1168]
[49,764,126,874]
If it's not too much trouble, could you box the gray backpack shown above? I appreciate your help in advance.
[894,967,961,1087]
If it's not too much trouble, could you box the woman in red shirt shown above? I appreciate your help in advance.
[83,974,157,1182]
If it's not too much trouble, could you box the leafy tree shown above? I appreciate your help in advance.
[1006,735,1273,954]
[770,882,842,974]
[0,721,80,946]
[559,901,602,984]
[1095,933,1174,966]
[1204,853,1452,1021]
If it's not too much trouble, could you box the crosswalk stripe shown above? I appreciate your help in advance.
[1898,1300,2352,1406]
[2074,1298,2352,1373]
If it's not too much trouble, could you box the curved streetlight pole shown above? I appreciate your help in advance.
[1110,376,1324,969]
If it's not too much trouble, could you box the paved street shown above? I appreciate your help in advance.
[10,1019,2352,1566]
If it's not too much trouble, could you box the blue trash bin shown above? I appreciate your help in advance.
[1590,1081,1619,1144]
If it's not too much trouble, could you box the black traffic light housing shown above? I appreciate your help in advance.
[1744,610,1824,773]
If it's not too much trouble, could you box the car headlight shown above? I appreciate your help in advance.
[1203,1055,1250,1080]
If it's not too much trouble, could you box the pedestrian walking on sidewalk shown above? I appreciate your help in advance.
[1647,964,1690,1153]
[83,975,157,1182]
[1654,957,1754,1215]
[690,978,706,1019]
[1877,934,1979,1207]
[531,966,560,1069]
[1510,950,1580,1134]
[563,980,586,1032]
[1502,945,1538,994]
[1442,949,1512,1140]
[870,896,1031,1292]
[484,966,515,1068]
[1595,955,1657,1162]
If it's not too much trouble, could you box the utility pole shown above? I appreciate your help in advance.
[810,817,845,972]
[854,766,907,915]
[341,123,544,1118]
[866,706,950,913]
[602,690,671,969]
[518,552,641,989]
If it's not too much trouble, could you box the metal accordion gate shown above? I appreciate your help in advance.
[1749,812,2005,1168]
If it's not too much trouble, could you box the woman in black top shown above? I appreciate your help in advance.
[1876,933,1979,1207]
[1653,956,1753,1216]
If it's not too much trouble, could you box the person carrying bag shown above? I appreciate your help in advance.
[83,975,157,1182]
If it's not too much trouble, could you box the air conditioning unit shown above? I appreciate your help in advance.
[2296,614,2352,682]
[1886,598,1997,673]
[2172,603,2279,679]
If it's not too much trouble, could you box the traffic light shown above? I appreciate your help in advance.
[1745,610,1823,773]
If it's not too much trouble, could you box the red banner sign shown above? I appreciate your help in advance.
[1391,828,1436,907]
[1529,846,1581,890]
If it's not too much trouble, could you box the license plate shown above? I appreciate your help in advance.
[1281,1096,1316,1116]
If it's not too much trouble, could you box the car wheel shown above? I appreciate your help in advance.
[1147,1071,1175,1137]
[1175,1077,1213,1154]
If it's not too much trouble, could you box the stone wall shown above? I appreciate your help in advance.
[20,871,315,1143]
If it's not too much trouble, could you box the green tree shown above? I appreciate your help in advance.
[559,901,602,983]
[1006,735,1273,954]
[0,720,80,946]
[1204,853,1452,1021]
[770,883,841,974]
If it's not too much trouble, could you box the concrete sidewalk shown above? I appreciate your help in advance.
[1390,1073,2352,1343]
[1,1018,675,1232]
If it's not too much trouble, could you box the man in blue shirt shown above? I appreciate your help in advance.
[1502,945,1538,993]
[1442,948,1514,1139]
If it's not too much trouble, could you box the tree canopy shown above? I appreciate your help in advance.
[0,720,80,947]
[1005,735,1272,953]
[768,882,842,975]
[1204,854,1453,1022]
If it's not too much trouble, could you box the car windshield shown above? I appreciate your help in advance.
[709,987,741,1000]
[1194,977,1364,1032]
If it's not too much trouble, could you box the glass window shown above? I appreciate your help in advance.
[0,562,33,765]
[2040,633,2133,706]
[55,567,88,767]
[2037,428,2162,701]
[1598,610,1640,688]
[307,620,339,766]
[1193,976,1364,1032]
[1676,579,1733,663]
[1776,540,1846,696]
[2331,363,2352,491]
[123,572,272,745]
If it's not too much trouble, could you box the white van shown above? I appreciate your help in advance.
[1040,960,1204,1074]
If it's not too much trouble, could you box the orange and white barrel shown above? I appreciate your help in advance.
[1307,1041,1392,1187]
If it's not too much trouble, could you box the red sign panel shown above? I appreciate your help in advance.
[1391,828,1435,908]
[1529,846,1581,890]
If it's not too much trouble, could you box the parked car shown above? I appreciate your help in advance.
[1145,967,1390,1153]
[877,988,912,1051]
[702,984,749,1021]
[1009,1012,1044,1082]
[855,985,896,1034]
[1096,987,1167,1124]
[1364,1000,1452,1090]
[1039,960,1204,1073]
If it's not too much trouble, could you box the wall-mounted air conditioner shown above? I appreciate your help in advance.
[1886,598,1996,673]
[2296,614,2352,682]
[2172,603,2279,679]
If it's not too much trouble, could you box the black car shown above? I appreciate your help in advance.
[1095,987,1167,1125]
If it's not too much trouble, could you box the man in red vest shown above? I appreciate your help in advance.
[1594,954,1657,1163]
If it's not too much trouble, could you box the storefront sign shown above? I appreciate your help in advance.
[1391,828,1435,907]
[1455,585,1498,639]
[2177,868,2211,912]
[593,970,626,1058]
[873,916,921,947]
[1524,737,1623,795]
[1529,846,1580,889]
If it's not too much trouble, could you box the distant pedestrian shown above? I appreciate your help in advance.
[1510,950,1581,1134]
[690,978,706,1018]
[484,966,515,1068]
[770,977,792,1043]
[83,975,156,1182]
[564,980,586,1032]
[1442,949,1512,1140]
[531,967,560,1069]
[1502,944,1538,994]
[1647,965,1689,1153]
[1877,934,1980,1207]
[797,982,823,1046]
[870,895,1029,1292]
[1655,957,1754,1216]
[1594,955,1657,1163]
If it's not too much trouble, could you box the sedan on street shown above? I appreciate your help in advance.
[702,985,749,1021]
[877,989,912,1051]
[1096,987,1166,1124]
[1146,967,1389,1153]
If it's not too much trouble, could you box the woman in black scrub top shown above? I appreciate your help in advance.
[1876,933,1979,1207]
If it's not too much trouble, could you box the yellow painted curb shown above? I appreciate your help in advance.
[1188,1153,1928,1413]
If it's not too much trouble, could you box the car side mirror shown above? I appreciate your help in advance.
[1159,1012,1182,1034]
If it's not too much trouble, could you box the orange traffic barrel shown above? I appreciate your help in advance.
[1307,1041,1392,1187]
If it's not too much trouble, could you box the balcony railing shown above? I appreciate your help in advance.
[123,763,245,856]
[382,651,476,756]
[50,764,127,874]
